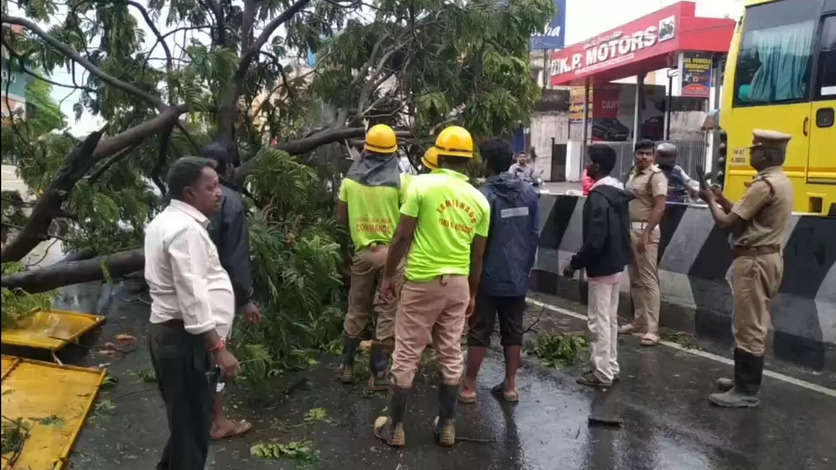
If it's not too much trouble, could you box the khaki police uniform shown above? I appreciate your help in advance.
[729,131,793,356]
[626,164,667,338]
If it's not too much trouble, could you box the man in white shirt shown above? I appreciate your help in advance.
[145,156,240,470]
[508,152,537,183]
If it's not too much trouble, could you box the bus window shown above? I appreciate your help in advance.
[816,15,836,99]
[734,0,819,105]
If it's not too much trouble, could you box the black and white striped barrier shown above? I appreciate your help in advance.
[530,194,836,371]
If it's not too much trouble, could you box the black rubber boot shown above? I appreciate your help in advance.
[340,337,360,384]
[374,386,409,447]
[737,349,764,396]
[435,384,458,447]
[709,348,761,408]
[368,342,391,391]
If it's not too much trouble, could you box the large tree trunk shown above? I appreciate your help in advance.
[1,248,144,293]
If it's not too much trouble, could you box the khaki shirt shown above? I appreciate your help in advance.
[627,165,668,222]
[730,166,793,247]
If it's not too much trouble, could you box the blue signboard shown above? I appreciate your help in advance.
[531,0,566,50]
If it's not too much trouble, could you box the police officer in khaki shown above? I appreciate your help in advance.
[700,129,793,408]
[621,139,667,346]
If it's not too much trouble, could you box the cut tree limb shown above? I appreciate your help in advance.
[1,249,144,294]
[1,131,103,263]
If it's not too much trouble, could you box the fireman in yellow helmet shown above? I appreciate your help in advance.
[374,126,490,448]
[336,124,408,391]
[421,146,439,172]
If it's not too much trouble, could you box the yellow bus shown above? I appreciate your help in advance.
[720,0,836,215]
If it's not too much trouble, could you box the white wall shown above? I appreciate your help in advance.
[566,140,584,182]
[529,112,569,181]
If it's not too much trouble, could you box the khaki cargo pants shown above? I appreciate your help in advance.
[343,244,401,346]
[390,275,469,388]
[629,226,661,337]
[732,252,783,356]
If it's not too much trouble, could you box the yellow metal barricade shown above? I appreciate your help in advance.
[1,309,105,352]
[1,355,105,469]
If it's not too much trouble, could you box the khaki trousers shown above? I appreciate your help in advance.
[588,281,620,382]
[629,227,661,336]
[732,252,783,356]
[343,244,401,345]
[390,275,469,387]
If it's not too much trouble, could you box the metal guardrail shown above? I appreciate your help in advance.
[595,140,708,181]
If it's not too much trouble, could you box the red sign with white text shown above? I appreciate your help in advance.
[550,2,733,86]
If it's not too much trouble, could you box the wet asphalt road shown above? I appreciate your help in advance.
[39,281,836,470]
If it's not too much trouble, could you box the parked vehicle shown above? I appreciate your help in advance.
[591,118,630,141]
[719,0,836,215]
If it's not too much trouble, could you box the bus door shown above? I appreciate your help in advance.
[807,12,836,199]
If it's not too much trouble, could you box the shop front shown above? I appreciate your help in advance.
[550,2,734,181]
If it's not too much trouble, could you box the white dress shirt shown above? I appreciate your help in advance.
[145,199,235,337]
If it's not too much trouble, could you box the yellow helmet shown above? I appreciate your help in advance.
[421,146,439,170]
[434,126,473,158]
[364,124,398,154]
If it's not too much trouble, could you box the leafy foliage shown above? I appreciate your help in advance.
[1,416,30,457]
[233,147,344,391]
[31,415,63,426]
[1,262,53,328]
[529,333,589,369]
[250,440,316,461]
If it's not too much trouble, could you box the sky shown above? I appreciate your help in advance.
[9,0,748,136]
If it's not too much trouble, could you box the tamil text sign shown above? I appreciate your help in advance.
[677,51,712,98]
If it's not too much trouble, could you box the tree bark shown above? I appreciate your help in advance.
[1,248,144,294]
[1,131,103,262]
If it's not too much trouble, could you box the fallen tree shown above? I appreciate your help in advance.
[1,0,554,294]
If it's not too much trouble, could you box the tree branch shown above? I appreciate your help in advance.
[151,127,173,196]
[1,248,145,293]
[126,1,175,104]
[93,105,188,160]
[174,122,200,153]
[0,38,96,93]
[1,131,103,262]
[237,0,312,80]
[1,15,166,111]
[216,0,312,143]
[85,142,139,185]
[141,25,210,78]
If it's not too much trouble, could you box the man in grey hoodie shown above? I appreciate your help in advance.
[564,144,633,388]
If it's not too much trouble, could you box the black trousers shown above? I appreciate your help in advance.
[149,323,213,470]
